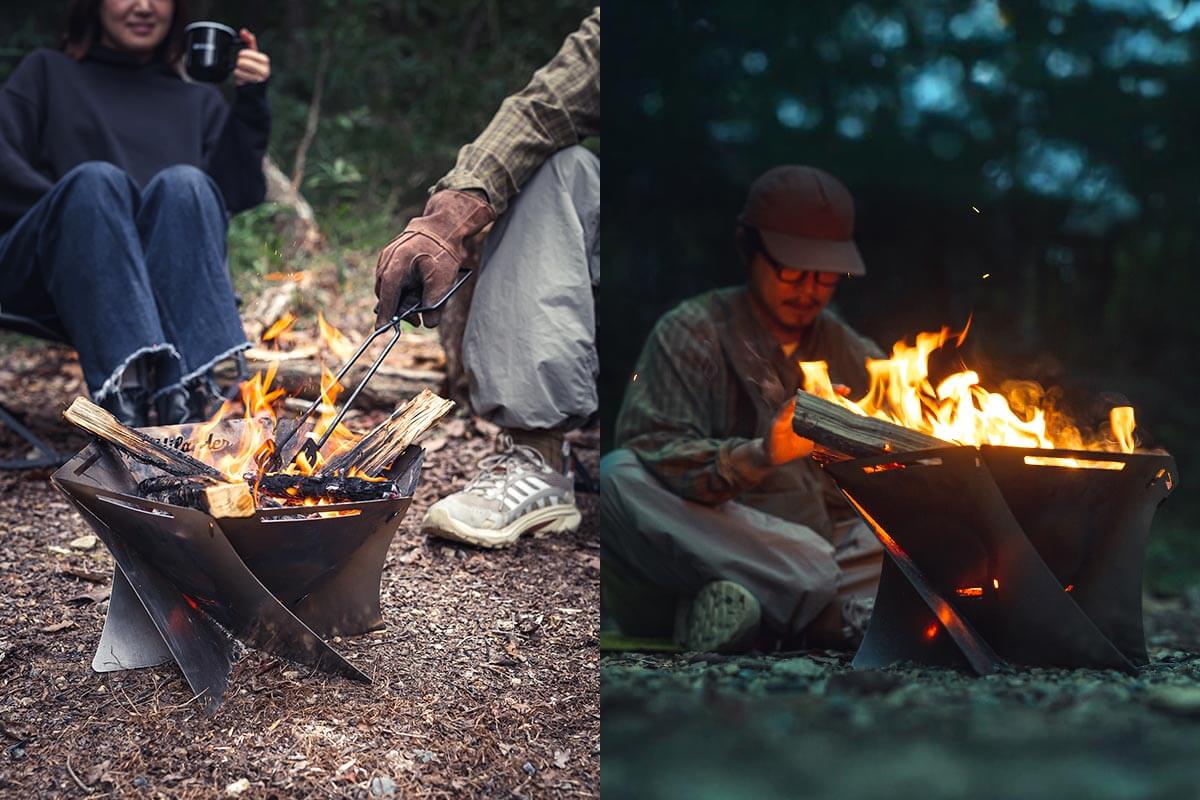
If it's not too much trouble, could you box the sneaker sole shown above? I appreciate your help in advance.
[423,503,582,549]
[676,581,761,654]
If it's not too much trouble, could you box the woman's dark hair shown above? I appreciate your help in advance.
[61,0,189,64]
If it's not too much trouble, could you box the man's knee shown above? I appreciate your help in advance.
[540,145,599,193]
[600,448,644,498]
[545,144,599,173]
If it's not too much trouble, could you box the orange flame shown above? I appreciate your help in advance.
[318,311,357,363]
[262,312,297,343]
[800,325,1137,454]
[183,314,376,500]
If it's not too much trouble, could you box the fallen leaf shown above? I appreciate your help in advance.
[225,777,250,796]
[59,566,109,583]
[67,587,110,605]
[553,750,570,769]
[69,535,97,550]
[41,619,75,633]
[84,760,111,785]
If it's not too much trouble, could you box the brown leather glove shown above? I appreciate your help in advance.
[374,189,496,328]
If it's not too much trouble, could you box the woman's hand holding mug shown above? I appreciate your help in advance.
[233,29,270,86]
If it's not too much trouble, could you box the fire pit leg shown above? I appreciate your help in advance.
[853,557,974,671]
[92,569,173,672]
[71,500,236,713]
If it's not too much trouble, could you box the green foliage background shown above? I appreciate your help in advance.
[1,0,593,269]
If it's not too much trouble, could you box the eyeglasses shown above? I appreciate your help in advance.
[758,246,844,286]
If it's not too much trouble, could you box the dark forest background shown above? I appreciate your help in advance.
[603,0,1200,593]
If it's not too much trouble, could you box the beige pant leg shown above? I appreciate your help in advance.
[830,517,884,602]
[600,449,843,640]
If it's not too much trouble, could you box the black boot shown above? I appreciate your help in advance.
[154,387,192,425]
[155,380,220,425]
[99,387,150,428]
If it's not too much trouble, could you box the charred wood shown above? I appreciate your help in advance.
[138,474,398,508]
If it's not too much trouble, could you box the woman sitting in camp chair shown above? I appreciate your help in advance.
[0,0,270,426]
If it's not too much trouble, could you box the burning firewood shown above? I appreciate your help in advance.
[792,390,950,461]
[129,476,256,518]
[64,379,453,518]
[139,474,399,507]
[64,397,225,479]
[63,398,256,518]
[318,388,454,477]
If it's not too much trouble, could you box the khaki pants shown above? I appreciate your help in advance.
[464,146,600,431]
[600,449,882,640]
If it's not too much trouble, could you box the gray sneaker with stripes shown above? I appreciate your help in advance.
[422,435,581,548]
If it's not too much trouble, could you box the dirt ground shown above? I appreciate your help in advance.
[0,338,599,799]
[602,601,1200,800]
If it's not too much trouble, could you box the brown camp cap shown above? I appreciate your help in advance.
[739,165,866,276]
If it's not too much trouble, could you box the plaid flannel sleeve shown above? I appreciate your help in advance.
[614,305,761,506]
[432,7,600,215]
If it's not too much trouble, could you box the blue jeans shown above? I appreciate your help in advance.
[0,162,248,402]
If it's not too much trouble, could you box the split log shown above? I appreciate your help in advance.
[64,397,223,479]
[137,477,255,518]
[319,389,454,477]
[792,390,950,461]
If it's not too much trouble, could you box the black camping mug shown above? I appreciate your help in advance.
[184,22,243,83]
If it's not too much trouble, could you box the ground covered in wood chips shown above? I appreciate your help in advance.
[602,602,1200,800]
[0,338,599,798]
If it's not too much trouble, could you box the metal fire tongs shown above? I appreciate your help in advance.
[258,269,473,473]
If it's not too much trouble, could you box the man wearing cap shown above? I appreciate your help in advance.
[600,165,885,653]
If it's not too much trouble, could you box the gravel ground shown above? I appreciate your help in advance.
[0,338,600,798]
[602,600,1200,800]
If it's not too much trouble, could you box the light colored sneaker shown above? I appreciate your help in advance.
[673,580,762,653]
[422,435,581,548]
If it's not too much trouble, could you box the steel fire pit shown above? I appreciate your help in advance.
[51,420,423,713]
[824,445,1177,674]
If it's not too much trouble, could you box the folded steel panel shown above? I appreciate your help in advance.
[52,422,423,712]
[825,445,1176,674]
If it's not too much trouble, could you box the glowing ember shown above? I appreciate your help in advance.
[923,623,939,640]
[956,587,983,598]
[800,324,1138,454]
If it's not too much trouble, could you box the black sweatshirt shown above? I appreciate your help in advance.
[0,46,270,233]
